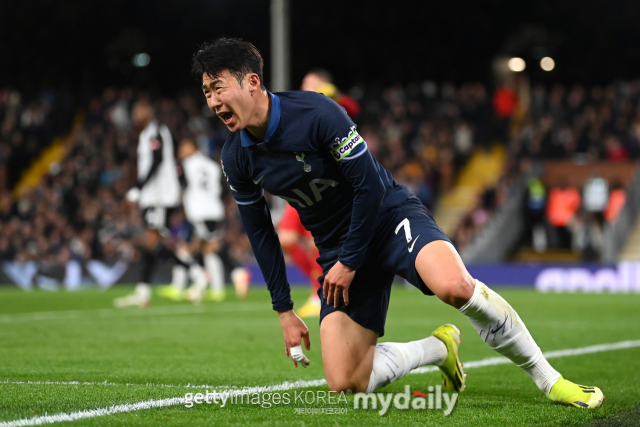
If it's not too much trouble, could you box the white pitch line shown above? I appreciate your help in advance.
[0,398,185,427]
[0,302,268,323]
[0,379,233,390]
[0,380,328,427]
[2,339,639,426]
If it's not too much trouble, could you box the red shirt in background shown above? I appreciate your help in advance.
[604,189,626,223]
[492,86,518,118]
[546,187,581,227]
[337,94,360,120]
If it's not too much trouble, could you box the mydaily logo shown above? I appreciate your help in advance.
[354,385,458,416]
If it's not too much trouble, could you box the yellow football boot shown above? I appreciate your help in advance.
[432,324,466,392]
[205,289,226,302]
[156,285,183,301]
[547,377,604,408]
[297,295,321,318]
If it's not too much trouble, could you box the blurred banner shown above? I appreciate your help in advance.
[467,262,640,292]
[2,261,640,293]
[1,260,129,291]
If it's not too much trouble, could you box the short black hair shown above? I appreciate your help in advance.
[191,38,265,89]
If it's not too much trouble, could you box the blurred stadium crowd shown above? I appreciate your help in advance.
[1,80,639,267]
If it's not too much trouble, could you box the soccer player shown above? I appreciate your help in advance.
[115,100,205,307]
[192,38,604,408]
[301,69,360,119]
[176,137,251,302]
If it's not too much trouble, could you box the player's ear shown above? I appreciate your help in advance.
[247,73,261,94]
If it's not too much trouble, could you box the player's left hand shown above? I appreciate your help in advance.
[323,261,355,308]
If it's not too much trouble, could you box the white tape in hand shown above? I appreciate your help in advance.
[290,345,309,368]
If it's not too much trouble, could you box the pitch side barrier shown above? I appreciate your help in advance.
[1,261,640,293]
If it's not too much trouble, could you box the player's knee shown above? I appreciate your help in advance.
[438,275,475,309]
[326,376,358,394]
[325,370,371,394]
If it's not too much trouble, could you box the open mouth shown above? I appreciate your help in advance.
[218,111,233,125]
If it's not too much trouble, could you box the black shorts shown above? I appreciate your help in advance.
[142,206,178,234]
[317,198,450,337]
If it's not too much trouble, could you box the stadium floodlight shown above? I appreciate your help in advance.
[540,57,555,71]
[508,57,526,72]
[132,53,151,67]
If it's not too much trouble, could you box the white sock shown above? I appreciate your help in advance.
[458,280,561,394]
[366,337,448,393]
[189,264,208,292]
[204,253,225,292]
[175,247,194,264]
[171,265,187,291]
[134,282,151,302]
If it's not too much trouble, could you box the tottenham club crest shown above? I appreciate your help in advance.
[294,152,312,172]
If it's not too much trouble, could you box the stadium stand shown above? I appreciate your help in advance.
[2,80,640,282]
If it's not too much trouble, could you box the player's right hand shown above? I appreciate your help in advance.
[277,310,311,368]
[323,261,355,308]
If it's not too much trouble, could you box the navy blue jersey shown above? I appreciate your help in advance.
[221,91,416,311]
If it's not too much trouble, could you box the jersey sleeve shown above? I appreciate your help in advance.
[315,96,385,270]
[220,145,264,205]
[220,142,293,311]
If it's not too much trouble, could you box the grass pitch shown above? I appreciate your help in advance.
[1,285,639,426]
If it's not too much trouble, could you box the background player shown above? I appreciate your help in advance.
[115,100,205,307]
[300,69,360,119]
[176,137,250,302]
[193,38,604,409]
[279,69,361,318]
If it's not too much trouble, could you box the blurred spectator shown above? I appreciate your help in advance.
[568,210,604,261]
[514,81,640,162]
[604,183,626,224]
[301,69,360,119]
[4,79,640,268]
[510,81,640,256]
[493,85,518,118]
[523,178,547,251]
[546,181,582,249]
[583,177,609,216]
[395,162,434,209]
[0,89,74,191]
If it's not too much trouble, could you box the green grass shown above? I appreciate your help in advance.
[1,285,639,426]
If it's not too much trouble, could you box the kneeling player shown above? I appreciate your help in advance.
[192,38,604,409]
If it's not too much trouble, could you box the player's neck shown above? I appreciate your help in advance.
[138,118,154,132]
[245,90,271,142]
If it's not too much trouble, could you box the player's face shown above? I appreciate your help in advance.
[202,70,253,132]
[132,102,153,129]
[301,73,325,92]
[178,140,196,159]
